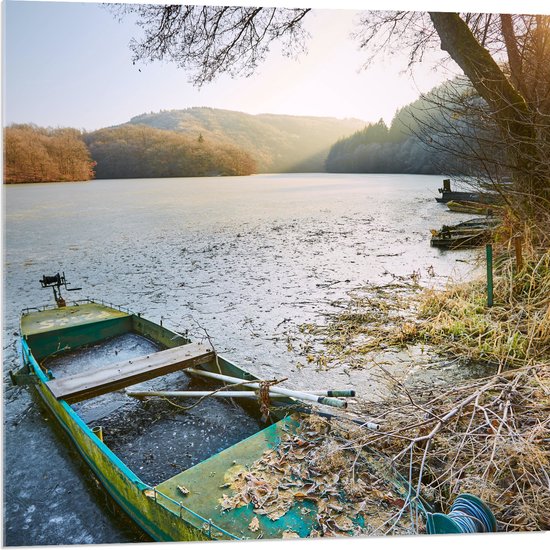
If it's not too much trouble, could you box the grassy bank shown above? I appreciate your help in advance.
[419,250,550,369]
[292,232,549,532]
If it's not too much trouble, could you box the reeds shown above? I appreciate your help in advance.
[353,364,550,531]
[218,364,549,535]
[419,247,550,369]
[286,217,550,532]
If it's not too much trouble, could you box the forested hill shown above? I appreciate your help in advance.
[4,109,367,183]
[5,94,478,182]
[84,125,257,179]
[326,81,471,175]
[127,108,366,173]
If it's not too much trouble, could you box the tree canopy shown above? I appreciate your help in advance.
[85,124,257,179]
[109,4,311,86]
[4,125,95,184]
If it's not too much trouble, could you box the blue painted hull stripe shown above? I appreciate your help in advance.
[35,384,185,542]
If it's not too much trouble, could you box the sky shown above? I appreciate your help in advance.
[3,0,548,131]
[2,1,457,130]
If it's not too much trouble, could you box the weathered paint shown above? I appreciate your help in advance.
[17,302,299,541]
[19,301,421,541]
[25,317,132,362]
[21,336,233,541]
[154,416,320,540]
[21,302,129,336]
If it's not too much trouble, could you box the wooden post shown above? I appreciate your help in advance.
[486,244,493,307]
[514,235,524,272]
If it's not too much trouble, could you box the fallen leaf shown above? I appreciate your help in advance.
[248,517,260,532]
[334,515,354,532]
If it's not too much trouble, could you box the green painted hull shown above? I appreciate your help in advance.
[17,300,424,541]
[17,300,298,541]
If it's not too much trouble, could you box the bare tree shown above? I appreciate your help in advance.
[112,4,550,234]
[354,11,550,224]
[109,4,311,86]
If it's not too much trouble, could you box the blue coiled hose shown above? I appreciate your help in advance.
[426,493,497,534]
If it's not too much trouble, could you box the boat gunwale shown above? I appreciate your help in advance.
[21,298,135,317]
[20,324,244,540]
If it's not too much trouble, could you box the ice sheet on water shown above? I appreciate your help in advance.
[45,332,264,486]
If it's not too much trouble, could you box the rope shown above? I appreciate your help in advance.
[257,378,287,422]
[427,494,496,534]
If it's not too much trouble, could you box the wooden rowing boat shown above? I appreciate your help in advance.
[430,217,498,249]
[13,289,413,540]
[13,296,320,541]
[430,230,489,249]
[446,201,502,215]
[12,272,432,540]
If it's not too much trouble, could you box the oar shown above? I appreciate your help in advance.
[128,390,281,399]
[127,389,355,399]
[311,389,355,397]
[185,368,347,408]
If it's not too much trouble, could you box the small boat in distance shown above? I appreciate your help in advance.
[435,179,500,204]
[446,200,503,216]
[430,217,498,249]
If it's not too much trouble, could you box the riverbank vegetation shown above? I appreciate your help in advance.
[289,237,549,532]
[4,124,95,184]
[6,5,549,533]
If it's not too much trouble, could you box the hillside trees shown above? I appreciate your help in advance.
[357,11,550,225]
[128,108,365,173]
[429,13,550,217]
[325,79,493,175]
[4,125,94,183]
[84,125,256,178]
[326,113,445,174]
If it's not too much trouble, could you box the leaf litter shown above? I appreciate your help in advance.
[218,414,417,537]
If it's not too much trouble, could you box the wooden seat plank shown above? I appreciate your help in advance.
[46,343,215,403]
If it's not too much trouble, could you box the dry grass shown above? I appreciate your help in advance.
[218,364,549,536]
[354,364,550,532]
[298,244,549,372]
[418,249,550,369]
[284,220,550,533]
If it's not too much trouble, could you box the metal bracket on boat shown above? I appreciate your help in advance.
[9,368,36,387]
[39,272,81,308]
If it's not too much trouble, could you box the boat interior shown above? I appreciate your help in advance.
[21,302,281,487]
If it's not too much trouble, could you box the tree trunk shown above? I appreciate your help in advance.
[429,12,547,208]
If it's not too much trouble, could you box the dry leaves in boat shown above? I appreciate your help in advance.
[217,414,416,537]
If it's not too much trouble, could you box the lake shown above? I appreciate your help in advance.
[3,173,478,544]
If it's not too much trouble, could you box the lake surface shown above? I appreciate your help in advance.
[3,173,478,545]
